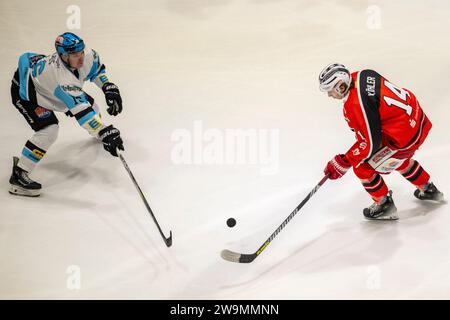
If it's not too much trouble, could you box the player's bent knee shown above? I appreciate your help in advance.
[34,124,59,148]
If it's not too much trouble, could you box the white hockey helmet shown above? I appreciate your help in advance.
[318,63,351,92]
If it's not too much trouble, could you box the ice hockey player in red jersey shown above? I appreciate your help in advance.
[319,63,444,220]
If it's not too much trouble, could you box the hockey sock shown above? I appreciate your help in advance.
[18,124,58,173]
[397,159,430,190]
[361,174,389,203]
[19,140,47,173]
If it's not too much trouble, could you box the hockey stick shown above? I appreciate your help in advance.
[221,175,329,263]
[119,153,173,247]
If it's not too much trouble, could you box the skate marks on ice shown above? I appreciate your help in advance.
[172,219,401,299]
[218,221,400,288]
[37,138,173,269]
[216,200,446,285]
[212,203,448,298]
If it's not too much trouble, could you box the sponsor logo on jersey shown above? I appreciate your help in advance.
[376,159,405,173]
[388,160,398,167]
[32,149,45,159]
[366,76,376,97]
[88,118,101,130]
[49,53,60,67]
[29,54,46,67]
[372,147,391,163]
[61,85,82,92]
[34,106,51,119]
[16,100,35,124]
[99,75,108,84]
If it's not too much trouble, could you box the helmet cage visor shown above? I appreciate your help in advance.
[319,62,351,92]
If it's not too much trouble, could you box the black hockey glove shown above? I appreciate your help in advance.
[98,125,124,157]
[102,82,123,116]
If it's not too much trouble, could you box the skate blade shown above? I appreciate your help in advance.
[9,185,40,197]
[365,215,399,221]
[428,193,445,202]
[416,195,445,203]
[365,211,399,221]
[415,189,445,202]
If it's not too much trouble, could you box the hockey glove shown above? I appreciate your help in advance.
[324,154,351,180]
[102,82,123,116]
[99,125,124,157]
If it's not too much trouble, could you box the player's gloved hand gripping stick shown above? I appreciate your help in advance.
[99,125,124,157]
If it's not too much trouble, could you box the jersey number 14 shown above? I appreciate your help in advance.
[383,80,413,116]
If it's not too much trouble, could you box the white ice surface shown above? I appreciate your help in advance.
[0,0,449,299]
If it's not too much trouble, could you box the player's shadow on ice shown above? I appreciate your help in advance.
[41,137,152,192]
[219,201,446,290]
[40,138,123,187]
[218,222,399,290]
[37,139,170,269]
[41,139,99,176]
[399,200,447,221]
[36,139,120,207]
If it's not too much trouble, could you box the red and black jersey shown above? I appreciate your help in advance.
[343,70,432,167]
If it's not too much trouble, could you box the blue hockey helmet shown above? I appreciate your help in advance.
[55,32,85,56]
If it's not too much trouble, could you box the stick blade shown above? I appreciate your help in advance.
[221,249,257,263]
[165,231,173,247]
[221,249,241,262]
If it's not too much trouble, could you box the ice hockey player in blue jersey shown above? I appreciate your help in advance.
[9,32,124,197]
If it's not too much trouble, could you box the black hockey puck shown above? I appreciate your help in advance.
[227,218,236,228]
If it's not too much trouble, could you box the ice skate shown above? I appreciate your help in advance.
[414,182,444,202]
[9,156,41,197]
[363,191,398,220]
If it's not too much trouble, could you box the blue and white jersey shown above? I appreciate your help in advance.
[16,48,109,136]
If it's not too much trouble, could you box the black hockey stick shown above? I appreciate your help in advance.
[119,153,172,247]
[221,175,329,263]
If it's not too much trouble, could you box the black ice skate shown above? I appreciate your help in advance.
[414,182,444,202]
[363,191,398,220]
[9,156,41,197]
